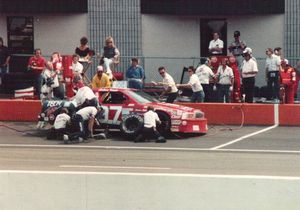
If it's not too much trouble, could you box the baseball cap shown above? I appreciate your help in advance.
[243,47,252,55]
[97,65,104,72]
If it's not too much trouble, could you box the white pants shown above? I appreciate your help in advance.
[103,58,114,80]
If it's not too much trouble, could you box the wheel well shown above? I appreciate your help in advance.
[156,110,171,133]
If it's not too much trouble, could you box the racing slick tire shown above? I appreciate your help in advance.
[120,114,144,140]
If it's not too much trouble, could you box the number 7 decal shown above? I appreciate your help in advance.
[100,105,122,124]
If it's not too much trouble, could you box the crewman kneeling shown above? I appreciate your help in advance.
[65,106,103,143]
[134,106,166,143]
[47,108,71,140]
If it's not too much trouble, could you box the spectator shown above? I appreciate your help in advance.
[71,54,83,77]
[265,48,281,101]
[75,36,90,61]
[27,48,46,99]
[274,47,289,64]
[126,57,145,90]
[228,30,247,70]
[101,36,120,80]
[91,66,111,89]
[177,66,204,103]
[134,106,166,143]
[72,76,98,109]
[67,106,103,143]
[195,58,215,102]
[75,36,92,73]
[50,52,65,99]
[41,61,60,100]
[216,58,234,103]
[208,32,224,55]
[228,56,241,103]
[47,108,71,140]
[294,60,300,100]
[241,49,258,103]
[152,67,178,103]
[0,37,10,86]
[209,56,220,102]
[280,60,296,104]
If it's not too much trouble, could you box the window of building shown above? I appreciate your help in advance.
[7,16,34,54]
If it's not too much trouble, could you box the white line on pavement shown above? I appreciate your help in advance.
[1,170,300,180]
[1,143,300,154]
[60,165,171,170]
[210,124,278,150]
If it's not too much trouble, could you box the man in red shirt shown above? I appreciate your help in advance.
[280,60,296,104]
[28,48,46,99]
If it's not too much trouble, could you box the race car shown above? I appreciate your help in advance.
[37,88,208,138]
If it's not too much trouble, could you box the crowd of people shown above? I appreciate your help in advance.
[0,31,299,105]
[150,31,298,104]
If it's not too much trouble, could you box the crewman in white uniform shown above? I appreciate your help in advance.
[134,106,166,143]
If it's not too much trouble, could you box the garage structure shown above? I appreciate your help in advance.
[0,0,298,93]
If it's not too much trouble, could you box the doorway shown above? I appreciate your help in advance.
[200,19,227,57]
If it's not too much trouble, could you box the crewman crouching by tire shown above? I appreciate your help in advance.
[47,108,71,140]
[65,106,103,143]
[134,106,166,143]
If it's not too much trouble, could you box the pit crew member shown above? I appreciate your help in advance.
[134,106,166,143]
[47,108,71,140]
[67,106,103,143]
[152,66,178,103]
[216,58,234,103]
[177,66,204,103]
[72,76,98,108]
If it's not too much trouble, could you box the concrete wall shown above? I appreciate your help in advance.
[34,14,88,56]
[141,14,284,87]
[142,14,200,83]
[0,14,87,56]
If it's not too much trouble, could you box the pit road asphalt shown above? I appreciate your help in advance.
[1,122,300,176]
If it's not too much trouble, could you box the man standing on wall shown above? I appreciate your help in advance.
[27,48,46,99]
[228,31,247,70]
[126,57,145,90]
[241,48,258,103]
[208,32,224,55]
[265,48,281,102]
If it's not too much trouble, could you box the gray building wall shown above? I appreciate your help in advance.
[0,14,87,56]
[87,0,142,78]
[285,0,300,65]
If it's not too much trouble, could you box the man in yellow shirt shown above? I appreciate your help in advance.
[91,65,111,88]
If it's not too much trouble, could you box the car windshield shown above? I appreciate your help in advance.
[127,90,159,103]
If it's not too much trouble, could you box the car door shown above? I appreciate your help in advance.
[99,90,135,125]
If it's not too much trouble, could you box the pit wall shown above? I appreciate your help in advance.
[0,100,299,126]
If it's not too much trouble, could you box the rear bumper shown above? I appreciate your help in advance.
[170,118,208,133]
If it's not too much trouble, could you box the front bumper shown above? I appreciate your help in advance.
[170,118,208,133]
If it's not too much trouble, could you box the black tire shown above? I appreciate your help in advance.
[120,114,144,139]
[156,111,171,137]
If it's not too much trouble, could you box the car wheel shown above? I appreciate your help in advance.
[120,114,144,139]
